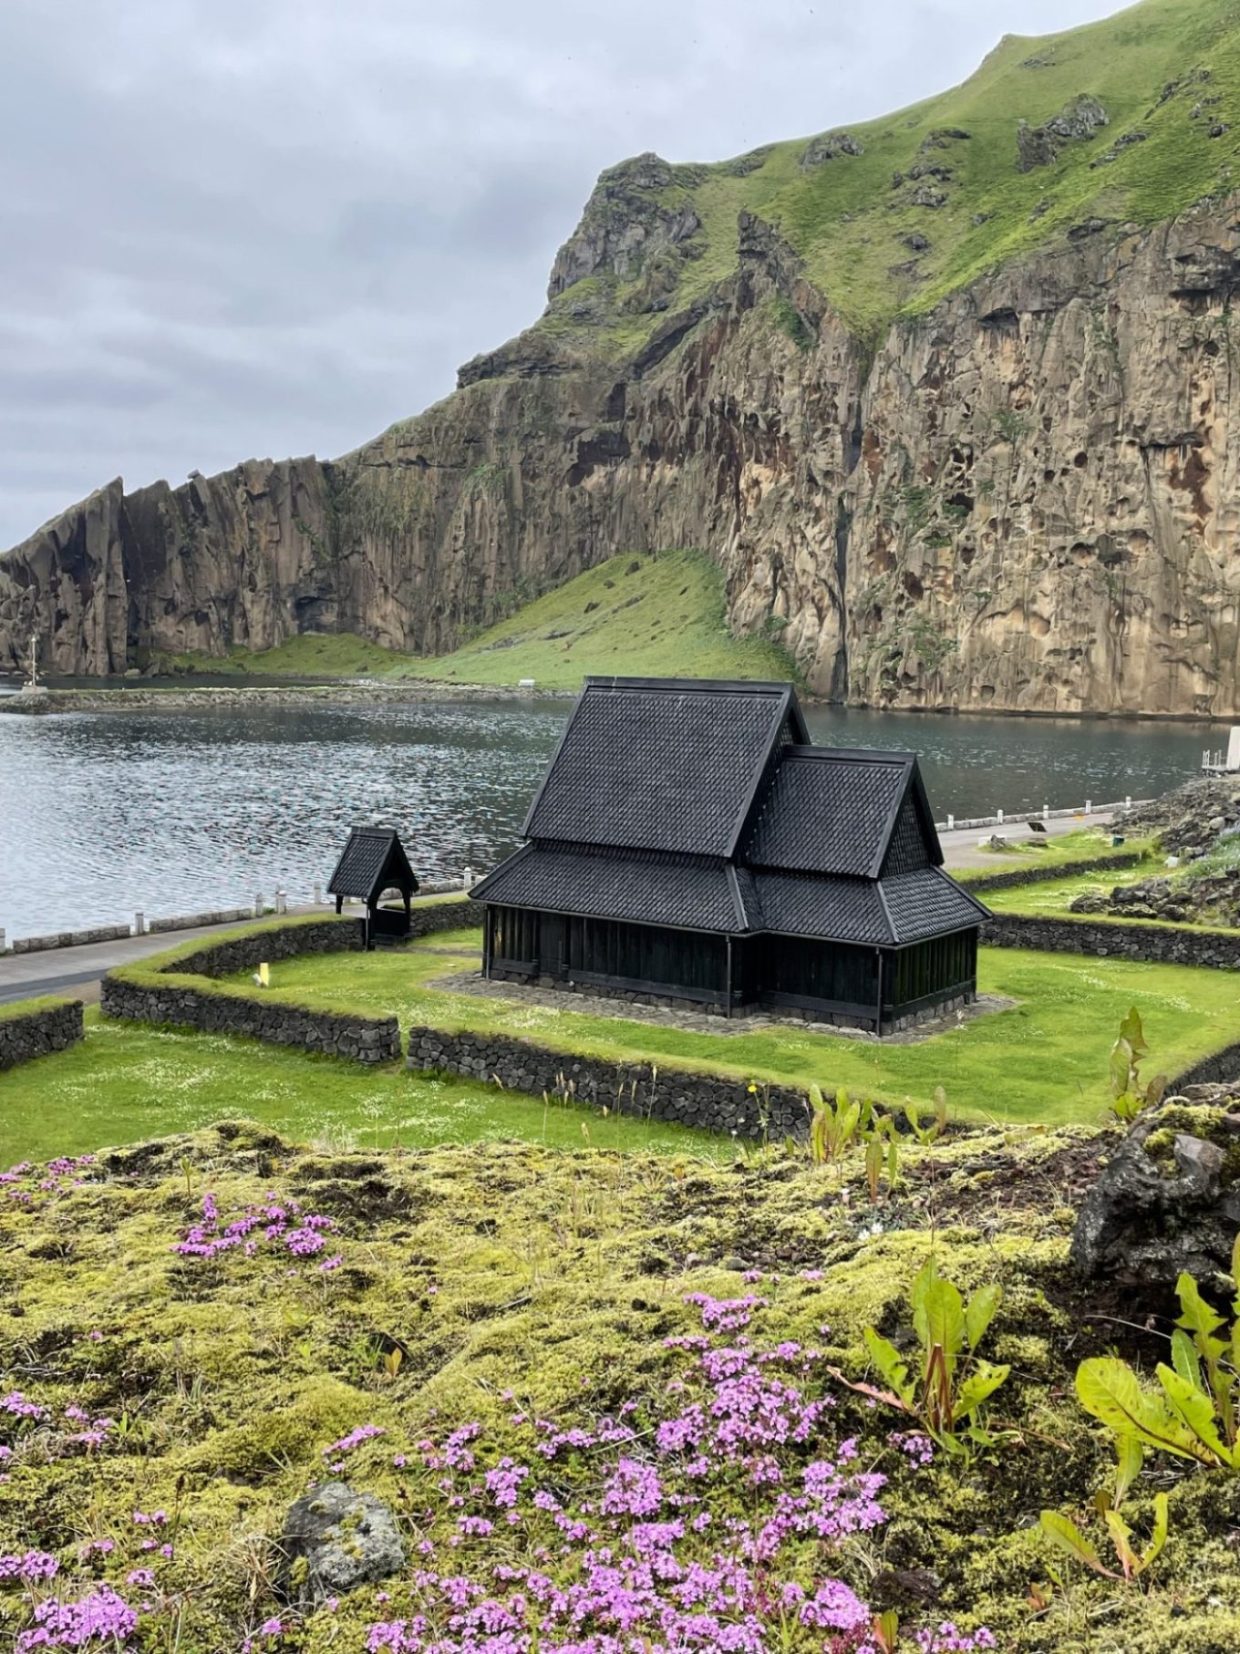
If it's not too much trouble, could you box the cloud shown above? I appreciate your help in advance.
[0,0,1125,547]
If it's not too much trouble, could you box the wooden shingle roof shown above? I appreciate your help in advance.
[327,827,418,905]
[523,677,807,858]
[472,677,985,947]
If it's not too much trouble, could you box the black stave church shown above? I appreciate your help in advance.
[469,677,988,1034]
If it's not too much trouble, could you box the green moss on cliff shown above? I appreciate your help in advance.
[534,0,1240,355]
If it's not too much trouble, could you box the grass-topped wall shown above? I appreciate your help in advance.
[0,996,85,1071]
[100,903,473,1064]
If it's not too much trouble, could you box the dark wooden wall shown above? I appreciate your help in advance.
[486,905,978,1027]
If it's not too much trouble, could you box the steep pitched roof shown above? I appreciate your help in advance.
[327,827,418,904]
[472,678,983,947]
[523,677,807,858]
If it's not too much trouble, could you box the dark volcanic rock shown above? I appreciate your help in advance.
[1018,95,1109,171]
[277,1482,404,1607]
[801,132,864,167]
[1071,1094,1240,1289]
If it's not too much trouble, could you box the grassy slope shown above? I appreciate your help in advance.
[389,550,798,688]
[3,1123,1240,1653]
[527,0,1240,359]
[227,928,1240,1127]
[149,552,799,689]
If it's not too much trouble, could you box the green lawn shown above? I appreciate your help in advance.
[0,1009,725,1168]
[956,829,1156,885]
[230,928,1240,1127]
[984,863,1162,916]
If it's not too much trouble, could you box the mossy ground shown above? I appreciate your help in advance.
[4,1121,1240,1652]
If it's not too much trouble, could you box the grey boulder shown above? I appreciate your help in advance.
[277,1481,404,1607]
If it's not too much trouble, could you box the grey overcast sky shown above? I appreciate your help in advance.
[1,0,1125,549]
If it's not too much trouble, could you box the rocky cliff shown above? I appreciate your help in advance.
[5,0,1240,714]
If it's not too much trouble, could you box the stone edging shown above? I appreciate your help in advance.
[980,912,1240,968]
[0,1000,85,1071]
[407,1024,810,1139]
[964,850,1144,894]
[100,903,474,1064]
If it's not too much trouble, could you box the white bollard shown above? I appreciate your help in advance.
[946,813,955,831]
[1085,799,1092,815]
[133,911,145,936]
[1125,796,1132,808]
[996,808,1004,825]
[0,927,6,953]
[1043,804,1049,819]
[313,883,322,905]
[254,892,263,918]
[275,889,287,915]
[462,866,475,891]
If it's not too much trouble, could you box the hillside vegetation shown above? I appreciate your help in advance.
[151,553,798,688]
[394,551,799,688]
[526,0,1240,356]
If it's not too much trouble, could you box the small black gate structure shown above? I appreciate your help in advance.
[469,677,989,1034]
[327,826,419,950]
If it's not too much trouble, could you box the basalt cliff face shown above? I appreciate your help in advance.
[5,0,1240,713]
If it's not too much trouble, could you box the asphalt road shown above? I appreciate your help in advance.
[0,810,1119,1007]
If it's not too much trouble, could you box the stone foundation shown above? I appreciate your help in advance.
[0,1000,85,1070]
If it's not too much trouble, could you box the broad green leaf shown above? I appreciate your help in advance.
[933,1085,948,1134]
[1075,1358,1184,1456]
[1119,1006,1147,1056]
[808,1082,824,1111]
[1040,1510,1106,1574]
[1113,1433,1144,1508]
[1170,1328,1203,1389]
[1155,1364,1230,1464]
[1176,1272,1225,1346]
[1143,1492,1169,1572]
[1144,1072,1168,1108]
[1109,1039,1135,1099]
[912,1261,966,1371]
[965,1283,1002,1351]
[1103,1509,1139,1579]
[863,1328,915,1406]
[954,1361,1011,1419]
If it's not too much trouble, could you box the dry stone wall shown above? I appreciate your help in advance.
[980,912,1240,968]
[0,1000,85,1070]
[407,1025,810,1139]
[964,851,1144,895]
[100,902,474,1063]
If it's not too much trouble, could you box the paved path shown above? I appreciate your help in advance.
[938,808,1116,870]
[0,811,1118,1006]
[0,909,318,1006]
